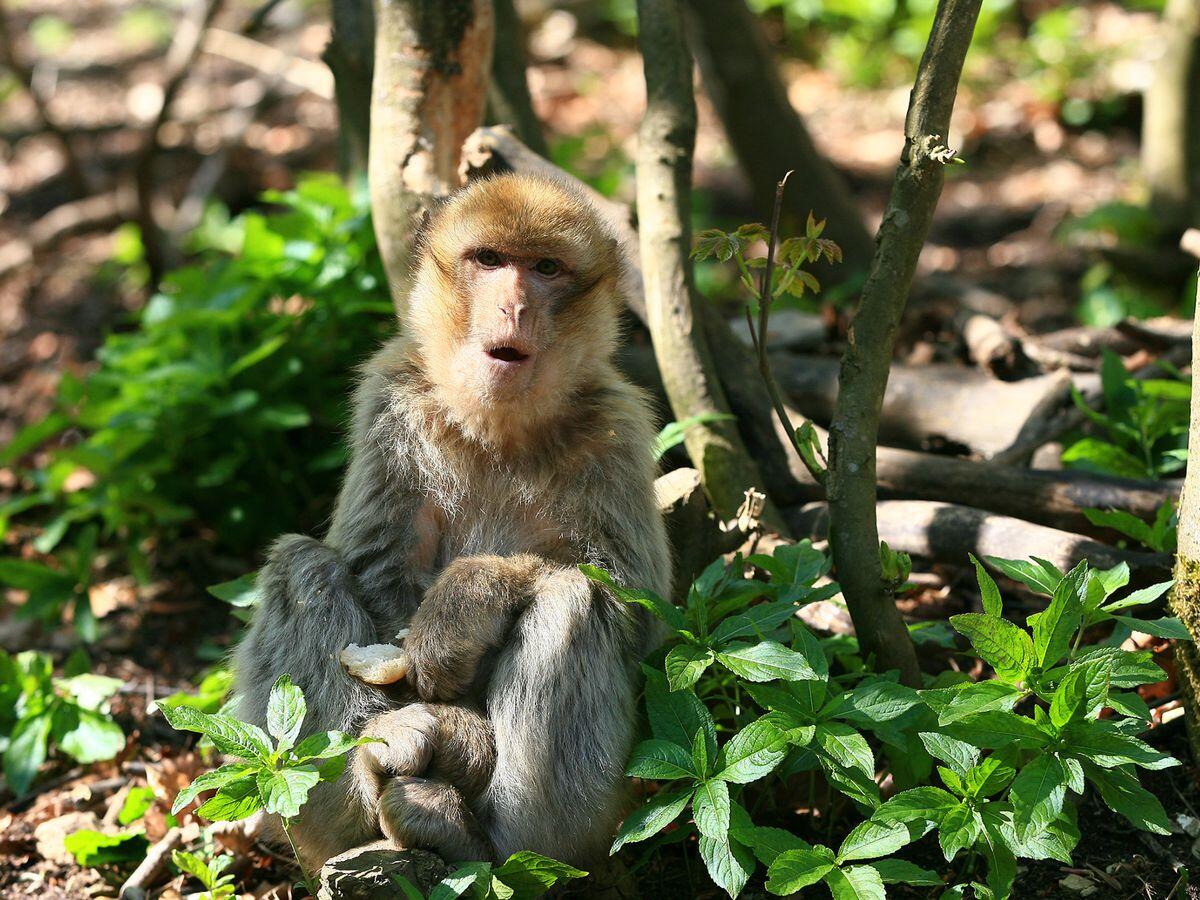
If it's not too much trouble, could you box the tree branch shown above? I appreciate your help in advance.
[826,0,982,685]
[635,0,784,530]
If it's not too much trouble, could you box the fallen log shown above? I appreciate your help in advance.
[771,353,1071,458]
[792,500,1172,579]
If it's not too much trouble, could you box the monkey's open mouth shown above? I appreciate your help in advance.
[486,346,530,363]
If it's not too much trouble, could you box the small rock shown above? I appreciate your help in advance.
[1060,873,1098,896]
[318,842,448,900]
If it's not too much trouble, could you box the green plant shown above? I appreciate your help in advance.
[589,543,1182,898]
[63,829,149,870]
[0,650,125,794]
[172,848,237,900]
[424,852,587,899]
[655,413,737,461]
[1061,350,1189,479]
[161,674,378,894]
[0,175,392,636]
[1084,501,1177,554]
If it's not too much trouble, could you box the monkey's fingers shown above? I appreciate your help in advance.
[340,642,411,685]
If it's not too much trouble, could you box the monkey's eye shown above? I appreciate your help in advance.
[474,249,503,268]
[534,258,561,277]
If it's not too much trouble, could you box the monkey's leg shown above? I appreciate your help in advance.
[379,776,493,862]
[234,534,394,869]
[481,568,640,866]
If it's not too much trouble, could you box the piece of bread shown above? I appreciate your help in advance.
[340,642,410,685]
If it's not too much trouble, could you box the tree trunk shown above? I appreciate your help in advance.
[635,0,783,529]
[370,0,494,312]
[487,0,548,156]
[686,0,875,277]
[1170,247,1200,762]
[826,0,982,686]
[325,0,376,178]
[1143,0,1200,230]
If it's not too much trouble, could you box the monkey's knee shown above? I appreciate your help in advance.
[379,776,492,863]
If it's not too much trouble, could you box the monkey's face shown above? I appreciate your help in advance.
[408,174,624,438]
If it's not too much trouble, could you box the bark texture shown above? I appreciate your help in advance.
[687,0,874,276]
[1143,0,1200,229]
[325,0,376,177]
[370,0,494,311]
[826,0,982,685]
[636,0,781,528]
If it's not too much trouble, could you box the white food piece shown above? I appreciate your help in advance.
[340,642,410,685]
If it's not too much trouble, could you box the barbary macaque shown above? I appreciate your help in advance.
[233,173,670,869]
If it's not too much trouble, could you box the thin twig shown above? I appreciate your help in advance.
[747,171,828,485]
[119,826,184,899]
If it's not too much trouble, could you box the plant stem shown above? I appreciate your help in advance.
[280,817,318,897]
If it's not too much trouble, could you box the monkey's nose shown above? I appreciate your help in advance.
[499,303,527,329]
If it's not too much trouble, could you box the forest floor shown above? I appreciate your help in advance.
[0,0,1196,897]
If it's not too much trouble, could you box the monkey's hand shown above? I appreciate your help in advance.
[404,554,544,702]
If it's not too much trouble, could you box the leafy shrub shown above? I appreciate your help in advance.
[1061,350,1189,480]
[0,649,125,794]
[588,543,1182,899]
[1084,501,1177,554]
[0,175,392,635]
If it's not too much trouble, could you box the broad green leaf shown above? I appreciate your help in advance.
[1061,438,1147,479]
[765,847,837,894]
[716,640,819,682]
[918,732,978,778]
[692,728,710,779]
[159,704,272,761]
[206,573,258,607]
[1102,580,1174,613]
[1112,615,1192,640]
[966,751,1017,798]
[1080,762,1170,834]
[1009,755,1067,840]
[172,763,256,814]
[257,766,320,818]
[642,667,716,760]
[948,614,1034,677]
[664,645,713,692]
[969,553,1002,617]
[870,858,942,886]
[292,730,373,761]
[873,786,958,830]
[1062,720,1179,770]
[692,779,730,840]
[943,710,1050,750]
[582,566,685,631]
[937,802,978,860]
[492,851,587,896]
[825,864,886,900]
[716,716,787,784]
[813,722,874,780]
[1049,665,1090,729]
[118,786,157,825]
[194,775,264,822]
[920,680,1023,725]
[985,556,1061,595]
[63,829,148,867]
[730,824,810,866]
[626,739,697,781]
[59,673,123,710]
[609,789,691,852]
[837,819,911,863]
[698,834,754,899]
[429,862,493,900]
[840,678,920,725]
[1028,562,1086,667]
[1068,646,1164,688]
[710,598,803,645]
[1006,810,1080,863]
[4,712,51,794]
[57,708,126,764]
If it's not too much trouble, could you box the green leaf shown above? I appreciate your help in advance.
[840,678,920,726]
[194,776,265,822]
[730,824,810,866]
[1080,762,1170,834]
[937,802,979,861]
[969,553,1003,617]
[626,739,696,781]
[870,858,943,886]
[643,668,717,762]
[692,779,730,840]
[57,708,125,764]
[257,766,320,818]
[159,704,272,761]
[664,645,714,692]
[1102,580,1174,613]
[1084,508,1154,546]
[948,614,1034,677]
[710,598,803,645]
[654,413,736,461]
[63,829,148,867]
[873,786,959,830]
[1029,562,1086,667]
[716,716,787,785]
[825,864,886,900]
[1062,720,1179,770]
[715,640,819,682]
[429,862,493,900]
[921,680,1023,725]
[293,729,373,761]
[837,819,911,863]
[985,556,1062,595]
[1009,755,1067,840]
[1113,615,1192,640]
[4,712,51,794]
[943,710,1050,749]
[918,732,978,779]
[582,566,685,631]
[609,788,691,852]
[765,847,837,893]
[1062,437,1147,479]
[492,851,587,897]
[1049,665,1090,728]
[966,751,1018,798]
[172,764,257,814]
[118,786,157,825]
[698,834,755,899]
[206,573,258,607]
[266,675,305,751]
[813,722,874,780]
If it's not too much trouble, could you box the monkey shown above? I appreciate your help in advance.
[233,172,671,872]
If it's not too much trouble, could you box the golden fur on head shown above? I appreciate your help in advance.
[403,173,627,447]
